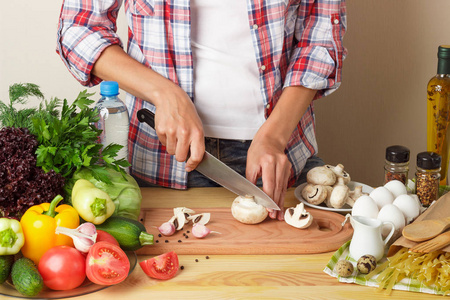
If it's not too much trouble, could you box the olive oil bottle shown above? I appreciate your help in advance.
[427,45,450,185]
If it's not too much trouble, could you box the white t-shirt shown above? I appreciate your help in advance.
[190,0,265,140]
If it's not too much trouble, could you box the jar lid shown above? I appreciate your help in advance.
[385,145,410,163]
[416,151,441,169]
[100,81,119,97]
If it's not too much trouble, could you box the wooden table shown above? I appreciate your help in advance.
[58,188,442,300]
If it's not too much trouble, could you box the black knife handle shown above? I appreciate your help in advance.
[137,108,155,129]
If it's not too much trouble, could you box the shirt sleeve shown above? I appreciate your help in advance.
[56,0,124,87]
[284,0,347,99]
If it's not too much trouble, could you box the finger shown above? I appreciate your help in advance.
[185,137,205,172]
[261,161,277,219]
[164,127,177,156]
[174,129,189,163]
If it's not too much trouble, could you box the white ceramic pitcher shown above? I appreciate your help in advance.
[343,214,395,261]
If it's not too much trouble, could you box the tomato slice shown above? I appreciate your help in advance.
[86,241,130,285]
[140,251,179,280]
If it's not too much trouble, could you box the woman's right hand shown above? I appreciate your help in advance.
[92,45,205,172]
[152,81,205,171]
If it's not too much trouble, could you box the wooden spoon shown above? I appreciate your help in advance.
[402,216,450,242]
[409,231,450,253]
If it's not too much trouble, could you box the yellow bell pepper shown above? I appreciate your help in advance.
[20,195,79,264]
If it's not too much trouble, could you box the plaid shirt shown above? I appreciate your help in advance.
[57,0,347,189]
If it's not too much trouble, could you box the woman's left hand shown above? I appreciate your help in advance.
[246,133,291,220]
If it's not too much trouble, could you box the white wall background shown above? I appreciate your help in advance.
[1,0,450,187]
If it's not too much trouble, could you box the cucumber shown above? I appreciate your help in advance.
[0,255,14,284]
[11,257,43,297]
[95,216,153,251]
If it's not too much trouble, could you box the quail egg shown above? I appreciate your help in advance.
[357,255,377,274]
[335,259,354,277]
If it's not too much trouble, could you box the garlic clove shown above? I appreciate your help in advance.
[55,223,97,253]
[158,221,176,236]
[77,222,97,236]
[191,223,221,239]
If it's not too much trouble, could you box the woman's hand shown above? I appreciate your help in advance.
[92,45,205,171]
[152,82,205,171]
[246,134,291,220]
[245,86,317,220]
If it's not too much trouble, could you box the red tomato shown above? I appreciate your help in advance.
[38,245,86,291]
[86,241,130,285]
[140,251,179,280]
[96,230,120,246]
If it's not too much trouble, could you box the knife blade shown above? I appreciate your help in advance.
[137,108,280,210]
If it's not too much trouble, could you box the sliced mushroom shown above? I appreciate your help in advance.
[301,184,328,205]
[187,213,211,225]
[284,203,313,229]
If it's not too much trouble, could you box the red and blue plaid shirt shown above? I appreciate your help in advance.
[57,0,347,189]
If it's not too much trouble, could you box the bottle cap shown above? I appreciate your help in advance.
[385,145,410,163]
[437,45,450,74]
[416,151,441,170]
[438,45,450,59]
[100,81,119,97]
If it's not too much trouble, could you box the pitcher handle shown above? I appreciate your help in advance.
[382,221,395,245]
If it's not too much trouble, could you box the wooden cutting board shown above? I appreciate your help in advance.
[136,207,353,255]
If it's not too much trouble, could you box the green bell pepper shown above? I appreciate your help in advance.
[72,179,115,225]
[0,218,25,255]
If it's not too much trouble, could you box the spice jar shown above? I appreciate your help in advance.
[384,145,410,184]
[415,151,441,206]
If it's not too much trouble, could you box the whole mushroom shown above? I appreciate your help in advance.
[306,166,336,186]
[231,195,268,224]
[301,184,328,205]
[325,164,351,184]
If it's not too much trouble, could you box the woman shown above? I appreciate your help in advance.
[56,0,347,220]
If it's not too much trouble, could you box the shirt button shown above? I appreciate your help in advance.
[252,24,258,30]
[260,65,266,71]
[333,18,339,25]
[266,104,271,109]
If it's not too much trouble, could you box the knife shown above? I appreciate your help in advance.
[137,108,280,211]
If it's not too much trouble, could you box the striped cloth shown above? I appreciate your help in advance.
[57,0,347,189]
[323,241,449,296]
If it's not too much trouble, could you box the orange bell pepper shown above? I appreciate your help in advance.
[20,195,79,264]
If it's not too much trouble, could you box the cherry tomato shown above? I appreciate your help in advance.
[139,251,179,280]
[86,241,130,285]
[38,245,86,291]
[96,230,120,246]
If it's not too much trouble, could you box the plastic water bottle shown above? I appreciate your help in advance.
[95,81,130,165]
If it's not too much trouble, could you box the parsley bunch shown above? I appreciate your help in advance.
[1,83,130,184]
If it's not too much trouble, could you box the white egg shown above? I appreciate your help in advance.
[377,204,405,237]
[352,195,379,219]
[384,180,407,198]
[369,186,395,210]
[393,194,420,224]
